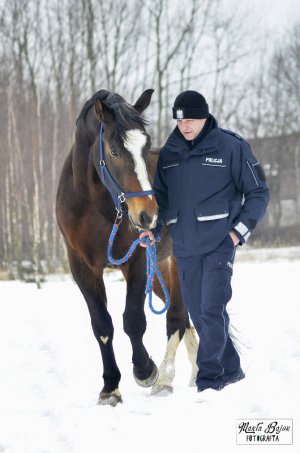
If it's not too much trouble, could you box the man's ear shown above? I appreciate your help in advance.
[95,98,113,122]
[133,89,154,114]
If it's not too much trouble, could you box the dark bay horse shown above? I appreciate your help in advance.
[56,89,198,406]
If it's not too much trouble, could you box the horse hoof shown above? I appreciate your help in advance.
[97,389,122,407]
[151,384,173,396]
[134,362,159,388]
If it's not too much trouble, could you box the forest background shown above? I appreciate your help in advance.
[1,0,300,282]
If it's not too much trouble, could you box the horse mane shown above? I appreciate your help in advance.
[76,90,149,142]
[110,101,149,142]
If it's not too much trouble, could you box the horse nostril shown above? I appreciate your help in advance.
[139,211,152,228]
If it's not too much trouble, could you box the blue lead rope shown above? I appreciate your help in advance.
[98,123,169,315]
[107,223,170,315]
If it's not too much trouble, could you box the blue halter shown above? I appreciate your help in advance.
[98,123,170,315]
[98,124,155,218]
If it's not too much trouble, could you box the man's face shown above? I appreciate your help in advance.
[177,118,206,141]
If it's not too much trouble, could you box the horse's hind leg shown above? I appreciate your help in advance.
[183,326,199,386]
[121,256,158,388]
[151,256,198,395]
[68,250,122,406]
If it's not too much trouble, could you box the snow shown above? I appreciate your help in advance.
[0,247,299,453]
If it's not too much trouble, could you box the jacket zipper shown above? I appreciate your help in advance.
[179,158,186,249]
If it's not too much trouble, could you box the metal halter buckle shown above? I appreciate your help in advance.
[118,192,126,203]
[115,209,123,225]
[100,160,105,167]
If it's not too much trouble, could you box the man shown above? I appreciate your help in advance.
[140,90,269,393]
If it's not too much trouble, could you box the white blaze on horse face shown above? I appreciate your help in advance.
[124,129,153,199]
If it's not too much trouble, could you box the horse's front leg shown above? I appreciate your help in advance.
[121,256,158,388]
[68,250,122,406]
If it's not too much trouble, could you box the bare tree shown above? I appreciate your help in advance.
[46,1,67,269]
[244,23,300,231]
[142,0,205,144]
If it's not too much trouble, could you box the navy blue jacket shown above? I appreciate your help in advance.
[153,116,270,257]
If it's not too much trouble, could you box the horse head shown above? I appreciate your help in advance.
[88,89,157,231]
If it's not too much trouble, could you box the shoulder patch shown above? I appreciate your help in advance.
[253,162,267,182]
[221,128,243,141]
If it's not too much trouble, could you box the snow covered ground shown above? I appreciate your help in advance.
[0,247,299,453]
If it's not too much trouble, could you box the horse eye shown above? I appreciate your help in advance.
[110,147,120,158]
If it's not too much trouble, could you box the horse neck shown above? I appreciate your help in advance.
[71,109,97,180]
[72,137,112,210]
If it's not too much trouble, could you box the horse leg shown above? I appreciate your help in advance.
[121,257,159,388]
[68,250,122,406]
[151,256,199,395]
[183,326,199,386]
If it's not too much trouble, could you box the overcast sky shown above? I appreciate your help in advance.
[245,0,300,31]
[218,0,300,40]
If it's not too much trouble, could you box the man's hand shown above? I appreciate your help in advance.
[139,230,155,247]
[229,230,240,246]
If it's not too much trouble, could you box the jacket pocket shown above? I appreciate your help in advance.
[166,209,179,225]
[195,200,229,221]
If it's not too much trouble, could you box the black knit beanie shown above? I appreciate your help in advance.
[172,90,209,119]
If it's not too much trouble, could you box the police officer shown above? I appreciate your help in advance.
[140,90,269,393]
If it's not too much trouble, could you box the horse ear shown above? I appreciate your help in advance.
[95,98,112,122]
[133,89,154,114]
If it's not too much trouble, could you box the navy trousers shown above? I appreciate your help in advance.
[177,235,243,390]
